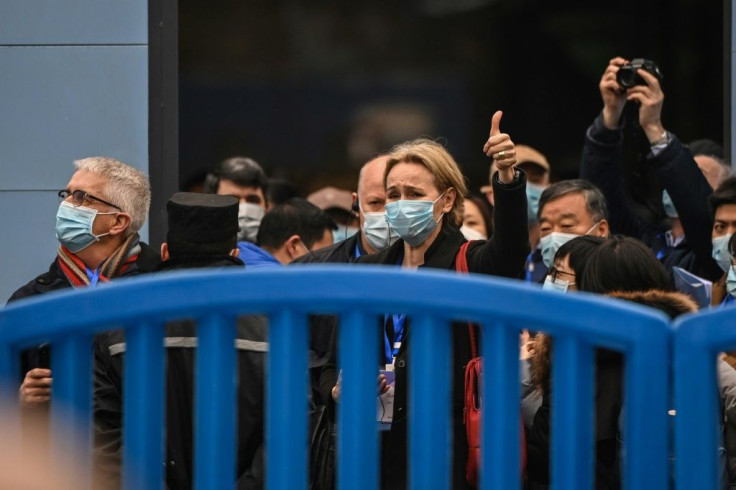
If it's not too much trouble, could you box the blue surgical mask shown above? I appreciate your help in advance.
[56,201,116,253]
[361,209,395,251]
[539,221,601,268]
[662,190,678,218]
[712,233,733,272]
[333,224,360,244]
[542,275,571,293]
[727,266,736,299]
[385,192,444,247]
[526,183,546,224]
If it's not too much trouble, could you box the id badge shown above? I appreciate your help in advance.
[377,369,396,431]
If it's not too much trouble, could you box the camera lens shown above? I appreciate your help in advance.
[616,67,636,88]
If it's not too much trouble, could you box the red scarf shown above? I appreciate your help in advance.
[57,234,140,287]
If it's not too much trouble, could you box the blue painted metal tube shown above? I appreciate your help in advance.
[674,339,718,489]
[626,338,669,488]
[337,311,378,490]
[194,313,236,490]
[123,321,165,490]
[481,321,519,490]
[409,315,451,490]
[267,309,308,490]
[51,333,92,487]
[551,335,593,489]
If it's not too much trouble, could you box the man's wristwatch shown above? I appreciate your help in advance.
[650,130,671,147]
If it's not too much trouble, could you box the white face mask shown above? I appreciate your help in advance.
[460,225,486,241]
[361,208,395,251]
[238,202,265,243]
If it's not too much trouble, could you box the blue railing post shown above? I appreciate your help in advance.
[481,321,520,490]
[194,313,237,490]
[337,310,379,490]
[674,339,719,489]
[409,315,451,490]
[51,333,92,486]
[267,309,308,490]
[625,338,669,488]
[551,335,593,489]
[123,321,165,490]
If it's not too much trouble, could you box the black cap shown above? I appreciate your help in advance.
[687,139,725,161]
[167,192,239,246]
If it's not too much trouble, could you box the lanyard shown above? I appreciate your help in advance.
[354,241,362,260]
[383,314,405,364]
[85,266,101,286]
[525,251,534,282]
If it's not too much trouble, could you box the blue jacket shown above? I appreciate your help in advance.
[237,241,281,269]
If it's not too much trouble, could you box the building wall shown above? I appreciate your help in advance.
[0,1,148,302]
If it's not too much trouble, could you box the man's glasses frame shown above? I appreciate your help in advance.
[58,190,121,211]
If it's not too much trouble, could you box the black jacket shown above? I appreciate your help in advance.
[293,232,367,265]
[580,115,721,282]
[7,242,161,375]
[319,172,529,489]
[92,255,267,490]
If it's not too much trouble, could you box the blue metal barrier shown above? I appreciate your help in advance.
[673,305,736,489]
[0,266,671,489]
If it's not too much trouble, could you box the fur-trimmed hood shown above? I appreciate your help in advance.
[609,289,699,319]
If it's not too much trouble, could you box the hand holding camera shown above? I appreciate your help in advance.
[599,57,666,143]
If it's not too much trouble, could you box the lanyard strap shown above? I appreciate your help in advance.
[383,314,405,364]
[85,266,101,286]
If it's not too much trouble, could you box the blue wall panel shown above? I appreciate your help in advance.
[0,46,148,189]
[0,192,62,303]
[0,2,150,306]
[0,1,147,45]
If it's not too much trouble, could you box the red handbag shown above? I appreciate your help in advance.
[455,241,526,487]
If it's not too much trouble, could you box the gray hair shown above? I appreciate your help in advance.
[537,179,608,223]
[74,157,151,235]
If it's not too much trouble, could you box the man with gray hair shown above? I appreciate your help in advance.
[8,156,160,408]
[537,179,610,268]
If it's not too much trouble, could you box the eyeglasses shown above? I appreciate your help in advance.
[547,266,576,283]
[58,190,121,210]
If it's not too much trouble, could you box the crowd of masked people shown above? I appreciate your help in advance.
[6,56,736,490]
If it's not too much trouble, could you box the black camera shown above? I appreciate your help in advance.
[616,59,663,88]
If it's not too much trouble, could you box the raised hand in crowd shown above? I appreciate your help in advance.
[599,56,630,129]
[626,65,666,144]
[483,110,517,183]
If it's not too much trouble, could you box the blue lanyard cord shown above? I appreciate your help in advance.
[382,314,405,364]
[85,266,101,286]
[525,252,534,283]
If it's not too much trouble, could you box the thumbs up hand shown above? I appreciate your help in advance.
[482,110,516,183]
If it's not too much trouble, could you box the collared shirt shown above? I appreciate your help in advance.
[664,230,686,249]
